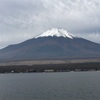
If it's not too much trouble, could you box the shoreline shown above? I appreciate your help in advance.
[0,61,100,73]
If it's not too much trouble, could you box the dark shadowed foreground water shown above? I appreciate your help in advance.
[0,72,100,100]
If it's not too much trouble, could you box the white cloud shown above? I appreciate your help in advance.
[0,0,100,48]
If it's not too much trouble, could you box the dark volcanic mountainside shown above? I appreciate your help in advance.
[0,28,100,62]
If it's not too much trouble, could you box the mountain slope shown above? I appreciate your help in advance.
[0,28,100,62]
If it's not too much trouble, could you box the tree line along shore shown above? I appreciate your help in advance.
[0,62,100,73]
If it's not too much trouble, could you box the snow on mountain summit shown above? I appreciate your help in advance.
[35,28,76,39]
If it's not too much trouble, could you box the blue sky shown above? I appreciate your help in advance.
[0,0,100,48]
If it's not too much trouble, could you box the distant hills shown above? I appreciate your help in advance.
[0,28,100,62]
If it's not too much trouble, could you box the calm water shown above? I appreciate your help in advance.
[0,72,100,100]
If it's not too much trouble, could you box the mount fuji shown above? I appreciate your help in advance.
[0,28,100,62]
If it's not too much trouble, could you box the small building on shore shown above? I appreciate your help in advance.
[44,69,54,72]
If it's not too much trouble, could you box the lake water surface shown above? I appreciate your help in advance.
[0,72,100,100]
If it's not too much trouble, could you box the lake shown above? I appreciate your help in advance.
[0,72,100,100]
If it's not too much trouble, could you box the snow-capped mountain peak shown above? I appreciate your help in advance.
[35,28,76,39]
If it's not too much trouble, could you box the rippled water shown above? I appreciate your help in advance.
[0,72,100,100]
